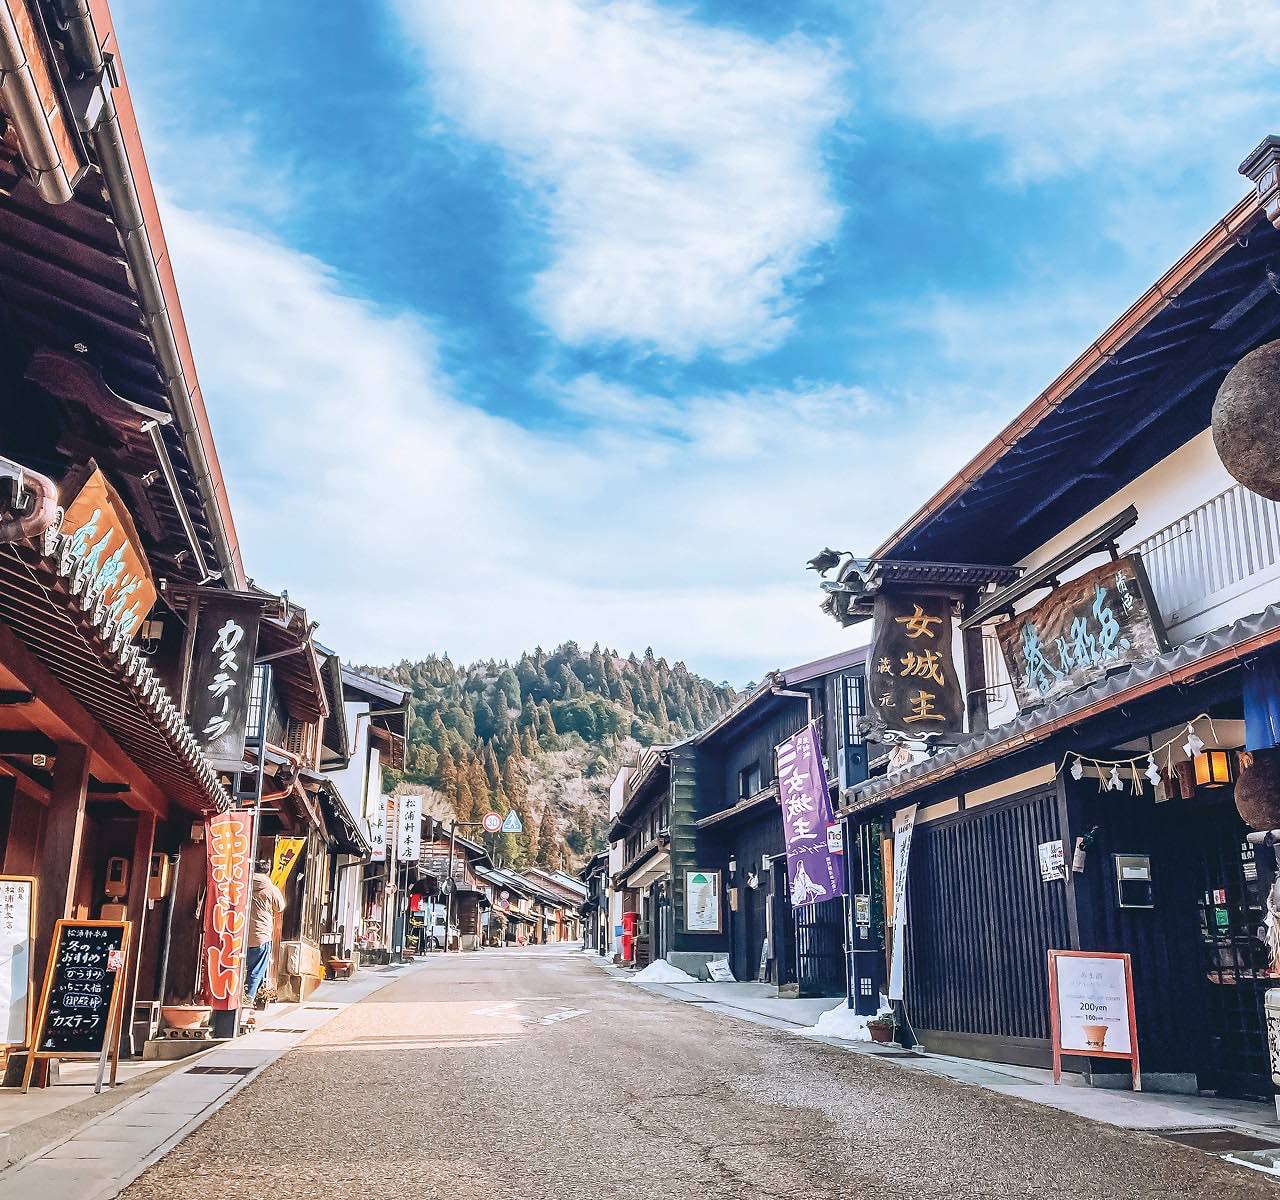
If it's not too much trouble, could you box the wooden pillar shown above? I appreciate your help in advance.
[961,592,989,736]
[121,811,156,1057]
[34,742,89,981]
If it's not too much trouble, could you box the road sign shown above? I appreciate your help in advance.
[482,811,502,834]
[501,810,523,834]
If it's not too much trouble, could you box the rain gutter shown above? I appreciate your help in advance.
[48,0,240,585]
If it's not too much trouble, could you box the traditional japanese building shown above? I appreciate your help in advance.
[821,140,1280,1098]
[0,0,256,1071]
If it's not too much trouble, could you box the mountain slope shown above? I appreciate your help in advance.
[367,643,738,871]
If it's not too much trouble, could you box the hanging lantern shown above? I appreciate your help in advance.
[1193,749,1235,789]
[1070,757,1085,781]
[1236,748,1280,830]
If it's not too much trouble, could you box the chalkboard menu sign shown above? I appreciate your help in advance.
[22,920,131,1091]
[37,921,128,1055]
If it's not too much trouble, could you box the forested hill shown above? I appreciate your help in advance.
[367,644,739,871]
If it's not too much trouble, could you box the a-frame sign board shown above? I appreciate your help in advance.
[22,919,132,1094]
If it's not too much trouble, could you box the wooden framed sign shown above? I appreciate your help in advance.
[22,919,132,1093]
[1047,949,1141,1091]
[0,876,36,1049]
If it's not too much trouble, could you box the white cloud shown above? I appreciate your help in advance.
[166,208,984,683]
[393,0,846,360]
[872,0,1280,184]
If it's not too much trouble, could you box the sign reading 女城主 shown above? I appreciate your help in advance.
[776,722,845,908]
[186,596,263,772]
[867,590,964,740]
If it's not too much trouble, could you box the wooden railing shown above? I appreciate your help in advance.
[1129,482,1280,634]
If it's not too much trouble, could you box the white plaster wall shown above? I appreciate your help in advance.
[982,429,1270,729]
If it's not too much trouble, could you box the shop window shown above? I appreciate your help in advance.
[739,762,762,800]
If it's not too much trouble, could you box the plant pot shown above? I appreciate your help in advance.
[868,1022,894,1044]
[160,1005,211,1032]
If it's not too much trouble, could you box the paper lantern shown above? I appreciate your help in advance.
[1193,749,1234,788]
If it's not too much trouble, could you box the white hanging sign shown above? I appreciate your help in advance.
[398,794,423,863]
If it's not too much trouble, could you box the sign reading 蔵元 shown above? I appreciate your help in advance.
[776,722,846,909]
[186,596,263,771]
[61,463,157,638]
[996,556,1165,711]
[867,590,964,739]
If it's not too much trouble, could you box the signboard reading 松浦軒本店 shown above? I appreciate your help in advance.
[867,590,964,739]
[996,556,1165,711]
[1048,950,1141,1090]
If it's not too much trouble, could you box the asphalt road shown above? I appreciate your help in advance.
[122,947,1276,1200]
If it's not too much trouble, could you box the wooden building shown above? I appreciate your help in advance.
[827,142,1280,1098]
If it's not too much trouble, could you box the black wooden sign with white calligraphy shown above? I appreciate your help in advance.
[867,589,964,739]
[187,596,263,771]
[35,921,129,1056]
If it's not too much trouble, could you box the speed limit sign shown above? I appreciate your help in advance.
[482,811,502,834]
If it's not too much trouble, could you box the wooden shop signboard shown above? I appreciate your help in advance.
[867,589,964,739]
[1047,950,1140,1091]
[996,555,1165,711]
[23,919,132,1093]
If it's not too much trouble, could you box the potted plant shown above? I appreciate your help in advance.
[866,1013,896,1044]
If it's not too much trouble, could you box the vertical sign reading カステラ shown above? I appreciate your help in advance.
[187,596,263,772]
[776,722,846,908]
[202,811,253,1010]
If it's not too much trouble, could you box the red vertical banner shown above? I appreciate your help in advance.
[203,811,253,1010]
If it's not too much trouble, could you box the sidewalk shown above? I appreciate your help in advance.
[0,960,425,1200]
[605,962,1280,1177]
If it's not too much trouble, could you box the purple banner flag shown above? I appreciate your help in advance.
[776,722,846,908]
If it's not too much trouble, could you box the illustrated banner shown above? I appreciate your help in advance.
[776,722,846,909]
[270,837,305,890]
[202,811,253,1010]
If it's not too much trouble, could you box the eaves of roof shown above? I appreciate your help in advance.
[872,194,1263,560]
[842,602,1280,815]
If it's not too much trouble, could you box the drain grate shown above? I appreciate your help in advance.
[184,1065,255,1077]
[1160,1128,1280,1154]
[260,1027,308,1034]
[305,1004,339,1010]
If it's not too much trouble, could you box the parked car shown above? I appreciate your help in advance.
[427,912,461,950]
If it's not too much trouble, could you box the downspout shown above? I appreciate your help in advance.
[48,0,239,584]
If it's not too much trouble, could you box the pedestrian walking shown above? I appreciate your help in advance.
[243,862,286,1027]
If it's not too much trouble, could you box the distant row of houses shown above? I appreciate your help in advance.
[581,136,1280,1104]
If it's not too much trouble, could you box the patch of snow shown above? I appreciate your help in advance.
[628,959,698,984]
[795,997,892,1043]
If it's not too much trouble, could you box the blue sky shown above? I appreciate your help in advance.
[111,0,1280,685]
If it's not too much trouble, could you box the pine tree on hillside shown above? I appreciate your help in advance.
[534,805,559,869]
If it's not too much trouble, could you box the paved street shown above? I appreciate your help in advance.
[118,947,1276,1200]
